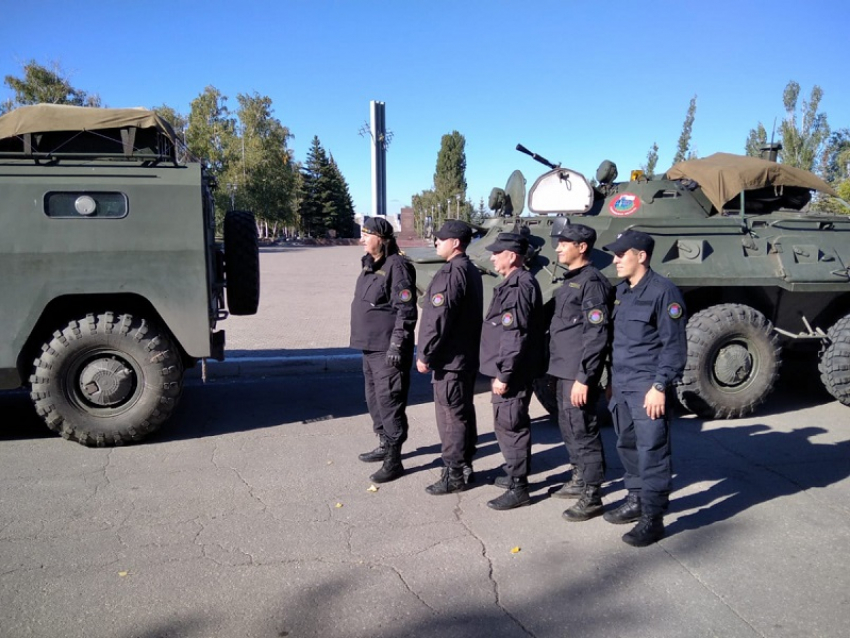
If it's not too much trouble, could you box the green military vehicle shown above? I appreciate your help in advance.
[409,145,850,419]
[0,104,259,445]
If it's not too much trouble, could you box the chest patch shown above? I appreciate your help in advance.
[569,282,581,288]
[667,302,683,319]
[399,289,412,302]
[587,308,605,324]
[501,312,514,327]
[431,293,445,307]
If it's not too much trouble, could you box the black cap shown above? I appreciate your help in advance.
[603,229,655,255]
[434,220,473,242]
[553,223,596,245]
[485,232,528,254]
[362,216,394,239]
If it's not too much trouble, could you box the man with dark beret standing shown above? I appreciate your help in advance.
[602,229,687,546]
[547,223,613,522]
[417,220,484,495]
[350,216,418,483]
[479,232,545,510]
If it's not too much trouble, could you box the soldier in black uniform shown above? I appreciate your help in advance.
[350,216,418,483]
[547,223,613,522]
[479,233,544,510]
[417,220,484,495]
[602,230,687,546]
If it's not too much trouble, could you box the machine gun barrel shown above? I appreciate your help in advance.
[516,144,559,169]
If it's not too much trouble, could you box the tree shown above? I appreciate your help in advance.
[642,142,659,176]
[297,136,356,238]
[779,81,830,171]
[151,104,189,163]
[185,86,237,221]
[233,93,298,237]
[2,59,101,113]
[672,95,697,165]
[429,131,469,229]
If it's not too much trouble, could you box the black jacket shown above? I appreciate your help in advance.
[350,252,417,352]
[417,253,483,371]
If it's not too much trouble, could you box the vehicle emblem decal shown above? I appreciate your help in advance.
[501,312,514,327]
[399,289,412,302]
[609,193,641,217]
[431,293,445,307]
[587,308,604,324]
[668,302,683,319]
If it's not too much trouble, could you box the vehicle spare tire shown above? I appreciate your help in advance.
[224,209,260,315]
[819,314,850,407]
[29,312,184,446]
[676,304,781,419]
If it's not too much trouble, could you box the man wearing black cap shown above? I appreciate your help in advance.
[547,223,613,522]
[416,220,484,495]
[479,232,544,509]
[350,216,418,483]
[602,229,687,546]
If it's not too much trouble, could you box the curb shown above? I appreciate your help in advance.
[186,353,363,381]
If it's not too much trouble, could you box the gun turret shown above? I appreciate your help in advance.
[516,144,559,170]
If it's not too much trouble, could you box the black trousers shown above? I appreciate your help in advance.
[432,369,478,469]
[362,350,411,445]
[556,377,605,485]
[491,382,532,478]
[610,389,672,517]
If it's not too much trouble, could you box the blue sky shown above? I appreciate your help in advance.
[2,0,848,216]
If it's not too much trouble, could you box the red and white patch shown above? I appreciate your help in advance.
[399,289,412,302]
[668,302,683,319]
[431,293,445,307]
[501,312,514,327]
[609,193,641,216]
[587,308,604,324]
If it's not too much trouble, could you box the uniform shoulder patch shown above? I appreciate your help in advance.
[568,282,581,288]
[399,289,412,302]
[587,308,605,324]
[667,302,683,319]
[501,311,514,327]
[431,292,445,307]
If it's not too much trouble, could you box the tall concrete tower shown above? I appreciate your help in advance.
[370,101,387,217]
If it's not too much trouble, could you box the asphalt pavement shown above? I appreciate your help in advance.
[3,245,850,638]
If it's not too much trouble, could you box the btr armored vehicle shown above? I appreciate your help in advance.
[409,145,850,419]
[0,104,259,445]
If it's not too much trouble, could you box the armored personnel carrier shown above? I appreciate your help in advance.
[0,105,260,445]
[409,145,850,419]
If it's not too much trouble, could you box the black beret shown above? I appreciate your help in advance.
[603,229,655,255]
[434,220,473,242]
[485,232,528,255]
[362,216,395,239]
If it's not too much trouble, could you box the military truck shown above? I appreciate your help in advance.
[0,104,259,445]
[408,145,850,419]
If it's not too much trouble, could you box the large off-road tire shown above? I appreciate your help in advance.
[819,314,850,407]
[677,304,781,419]
[29,312,184,446]
[224,209,260,315]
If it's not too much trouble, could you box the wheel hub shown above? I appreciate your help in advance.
[78,357,135,407]
[714,344,753,386]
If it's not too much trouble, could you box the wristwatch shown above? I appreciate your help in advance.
[652,382,666,393]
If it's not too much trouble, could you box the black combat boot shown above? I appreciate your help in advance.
[369,443,404,483]
[562,484,603,522]
[550,466,585,499]
[425,467,466,495]
[358,435,388,463]
[603,491,642,525]
[622,514,665,547]
[487,476,531,510]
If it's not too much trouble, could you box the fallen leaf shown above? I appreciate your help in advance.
[367,484,379,492]
[510,547,521,554]
[118,571,129,577]
[335,502,343,508]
